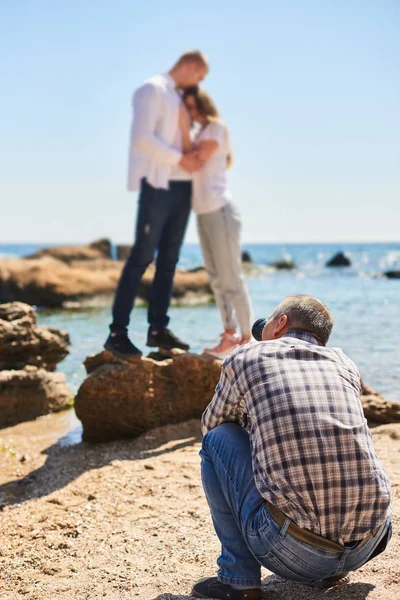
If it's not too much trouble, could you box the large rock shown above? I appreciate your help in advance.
[360,380,400,424]
[0,257,212,308]
[0,302,69,370]
[362,395,400,424]
[75,352,400,443]
[241,250,252,263]
[89,238,113,258]
[25,238,112,263]
[326,252,351,267]
[75,351,222,442]
[116,244,131,261]
[0,257,121,307]
[0,366,72,427]
[269,259,296,270]
[384,271,400,279]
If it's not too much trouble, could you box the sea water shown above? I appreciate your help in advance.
[1,242,399,400]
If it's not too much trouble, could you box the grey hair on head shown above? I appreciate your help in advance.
[272,294,334,345]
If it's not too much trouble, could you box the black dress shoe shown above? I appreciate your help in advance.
[146,327,190,351]
[192,577,262,600]
[104,334,142,358]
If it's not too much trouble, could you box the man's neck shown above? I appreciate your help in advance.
[167,69,179,88]
[281,329,322,345]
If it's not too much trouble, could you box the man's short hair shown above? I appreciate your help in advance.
[174,50,209,70]
[272,294,334,345]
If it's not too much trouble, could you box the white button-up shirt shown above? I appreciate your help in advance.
[192,120,232,215]
[127,73,189,191]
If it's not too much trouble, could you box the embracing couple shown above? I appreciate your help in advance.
[105,50,253,359]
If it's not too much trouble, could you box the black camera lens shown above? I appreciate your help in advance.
[252,318,267,341]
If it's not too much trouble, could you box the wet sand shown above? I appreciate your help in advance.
[0,410,399,600]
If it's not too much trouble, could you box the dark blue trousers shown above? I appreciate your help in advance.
[110,178,192,334]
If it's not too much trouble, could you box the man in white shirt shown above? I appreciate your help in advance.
[105,51,208,358]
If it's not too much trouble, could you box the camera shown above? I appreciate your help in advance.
[252,318,267,341]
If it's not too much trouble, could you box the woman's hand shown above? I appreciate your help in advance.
[196,140,219,163]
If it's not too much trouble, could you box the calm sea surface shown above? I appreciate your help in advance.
[1,242,400,401]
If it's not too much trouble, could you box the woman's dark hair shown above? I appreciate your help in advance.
[182,86,219,119]
[183,87,233,168]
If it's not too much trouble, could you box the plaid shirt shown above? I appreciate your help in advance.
[201,330,391,544]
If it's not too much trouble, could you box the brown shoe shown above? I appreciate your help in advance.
[192,576,262,599]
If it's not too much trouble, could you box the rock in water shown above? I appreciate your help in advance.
[88,238,112,259]
[117,244,131,261]
[326,252,351,267]
[0,258,212,308]
[0,302,69,370]
[25,238,112,263]
[0,366,72,427]
[75,351,222,442]
[269,259,296,270]
[384,271,400,279]
[241,250,252,263]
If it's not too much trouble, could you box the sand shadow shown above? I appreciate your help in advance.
[152,579,375,599]
[257,576,376,599]
[0,419,201,508]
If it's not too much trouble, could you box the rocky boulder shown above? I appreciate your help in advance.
[0,301,71,427]
[360,380,400,424]
[326,252,351,267]
[25,238,112,263]
[0,302,69,370]
[362,395,400,424]
[384,271,400,279]
[116,244,131,261]
[0,256,121,307]
[0,257,212,308]
[75,351,222,442]
[0,366,72,427]
[89,238,113,258]
[75,352,400,443]
[269,259,296,270]
[241,250,252,263]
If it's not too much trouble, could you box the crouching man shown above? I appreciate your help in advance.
[192,295,391,599]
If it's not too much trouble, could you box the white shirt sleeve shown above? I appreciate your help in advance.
[131,83,182,167]
[201,121,225,144]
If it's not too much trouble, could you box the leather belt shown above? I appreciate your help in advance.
[266,501,382,552]
[266,500,344,552]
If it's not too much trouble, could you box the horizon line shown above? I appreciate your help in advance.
[1,239,400,247]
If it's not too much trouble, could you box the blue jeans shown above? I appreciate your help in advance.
[200,423,392,587]
[110,179,191,333]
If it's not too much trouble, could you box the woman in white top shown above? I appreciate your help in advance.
[180,87,253,357]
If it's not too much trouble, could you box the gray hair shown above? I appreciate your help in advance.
[271,294,334,345]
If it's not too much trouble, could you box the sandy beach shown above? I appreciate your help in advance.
[0,411,399,600]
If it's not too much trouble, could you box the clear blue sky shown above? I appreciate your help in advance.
[1,1,399,244]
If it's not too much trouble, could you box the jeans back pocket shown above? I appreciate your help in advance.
[260,551,319,583]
